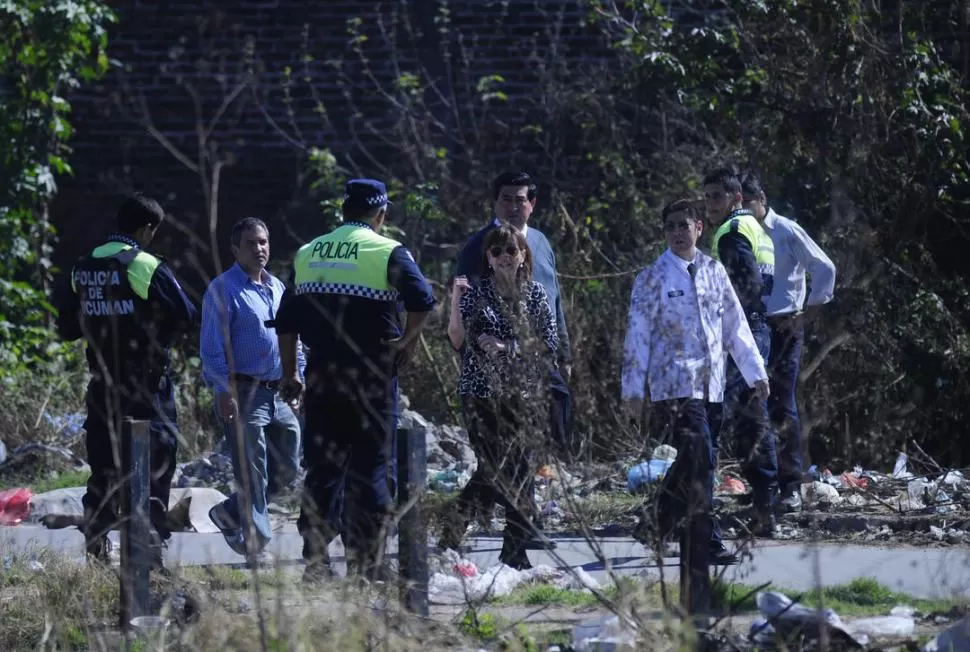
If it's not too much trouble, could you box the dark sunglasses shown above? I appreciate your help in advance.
[489,245,519,257]
[664,221,693,232]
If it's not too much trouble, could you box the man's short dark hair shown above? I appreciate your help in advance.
[702,166,742,194]
[492,170,538,201]
[342,202,385,223]
[231,217,269,247]
[740,170,764,198]
[116,194,165,234]
[662,199,700,221]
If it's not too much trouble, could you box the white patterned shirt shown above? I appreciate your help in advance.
[621,248,767,403]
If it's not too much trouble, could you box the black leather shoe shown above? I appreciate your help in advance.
[522,530,557,550]
[750,511,777,538]
[710,542,740,565]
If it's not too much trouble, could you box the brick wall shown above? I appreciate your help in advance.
[51,0,606,295]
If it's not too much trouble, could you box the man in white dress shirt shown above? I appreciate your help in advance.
[622,199,769,565]
[741,172,837,511]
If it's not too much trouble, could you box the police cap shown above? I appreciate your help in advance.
[343,178,390,213]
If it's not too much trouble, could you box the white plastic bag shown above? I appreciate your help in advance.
[846,615,915,639]
[572,614,637,651]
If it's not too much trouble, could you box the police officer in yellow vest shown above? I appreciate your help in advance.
[703,167,780,544]
[275,179,436,583]
[55,194,197,566]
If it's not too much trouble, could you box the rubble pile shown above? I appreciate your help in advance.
[4,403,970,547]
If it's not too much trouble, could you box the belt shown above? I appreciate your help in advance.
[232,374,280,390]
[767,312,798,325]
[747,312,767,322]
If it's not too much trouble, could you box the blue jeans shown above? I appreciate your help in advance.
[709,319,779,515]
[218,381,302,551]
[768,317,805,495]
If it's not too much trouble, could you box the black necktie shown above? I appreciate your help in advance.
[687,262,697,281]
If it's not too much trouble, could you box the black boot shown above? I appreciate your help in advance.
[438,506,471,551]
[301,533,334,586]
[85,533,112,565]
[498,531,532,570]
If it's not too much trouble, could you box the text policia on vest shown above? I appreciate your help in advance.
[73,269,136,316]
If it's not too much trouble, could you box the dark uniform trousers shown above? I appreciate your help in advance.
[298,363,396,570]
[649,399,714,551]
[82,373,179,551]
[767,317,805,495]
[708,318,779,520]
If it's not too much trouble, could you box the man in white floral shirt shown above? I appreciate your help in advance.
[622,199,769,566]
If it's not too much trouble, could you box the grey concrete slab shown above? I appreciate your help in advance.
[3,525,969,601]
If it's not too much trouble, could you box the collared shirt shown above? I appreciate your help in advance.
[200,262,305,393]
[762,208,836,316]
[491,216,528,238]
[621,248,767,403]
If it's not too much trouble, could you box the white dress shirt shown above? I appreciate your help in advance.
[762,208,836,316]
[621,248,767,403]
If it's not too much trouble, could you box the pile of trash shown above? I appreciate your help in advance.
[749,590,917,649]
[428,548,604,605]
[173,449,234,494]
[797,452,966,514]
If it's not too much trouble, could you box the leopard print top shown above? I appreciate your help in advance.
[457,276,559,398]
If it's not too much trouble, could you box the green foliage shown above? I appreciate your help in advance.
[290,0,970,466]
[0,0,115,369]
[458,609,500,642]
[714,577,962,618]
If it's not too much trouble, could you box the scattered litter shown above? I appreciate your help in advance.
[627,459,674,492]
[555,567,602,591]
[428,549,610,605]
[572,613,637,651]
[839,472,870,490]
[428,549,558,604]
[652,444,677,462]
[537,465,556,480]
[923,616,970,651]
[453,561,477,578]
[846,614,916,639]
[942,471,965,487]
[0,487,32,526]
[802,481,842,504]
[717,477,746,495]
[892,453,911,479]
[751,591,868,648]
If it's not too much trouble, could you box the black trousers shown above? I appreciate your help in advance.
[454,394,538,563]
[298,368,395,568]
[82,375,179,548]
[649,399,713,545]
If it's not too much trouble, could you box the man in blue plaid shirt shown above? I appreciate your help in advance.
[200,217,306,562]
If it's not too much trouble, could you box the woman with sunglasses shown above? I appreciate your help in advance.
[442,224,560,569]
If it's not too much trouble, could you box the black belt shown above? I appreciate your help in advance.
[232,374,280,390]
[747,312,767,322]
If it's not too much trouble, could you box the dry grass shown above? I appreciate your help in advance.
[0,543,708,652]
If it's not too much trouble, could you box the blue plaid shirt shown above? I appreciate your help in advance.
[200,262,305,393]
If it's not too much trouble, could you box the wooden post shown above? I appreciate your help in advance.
[396,424,429,616]
[119,417,152,630]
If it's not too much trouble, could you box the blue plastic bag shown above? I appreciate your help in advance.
[627,459,674,492]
